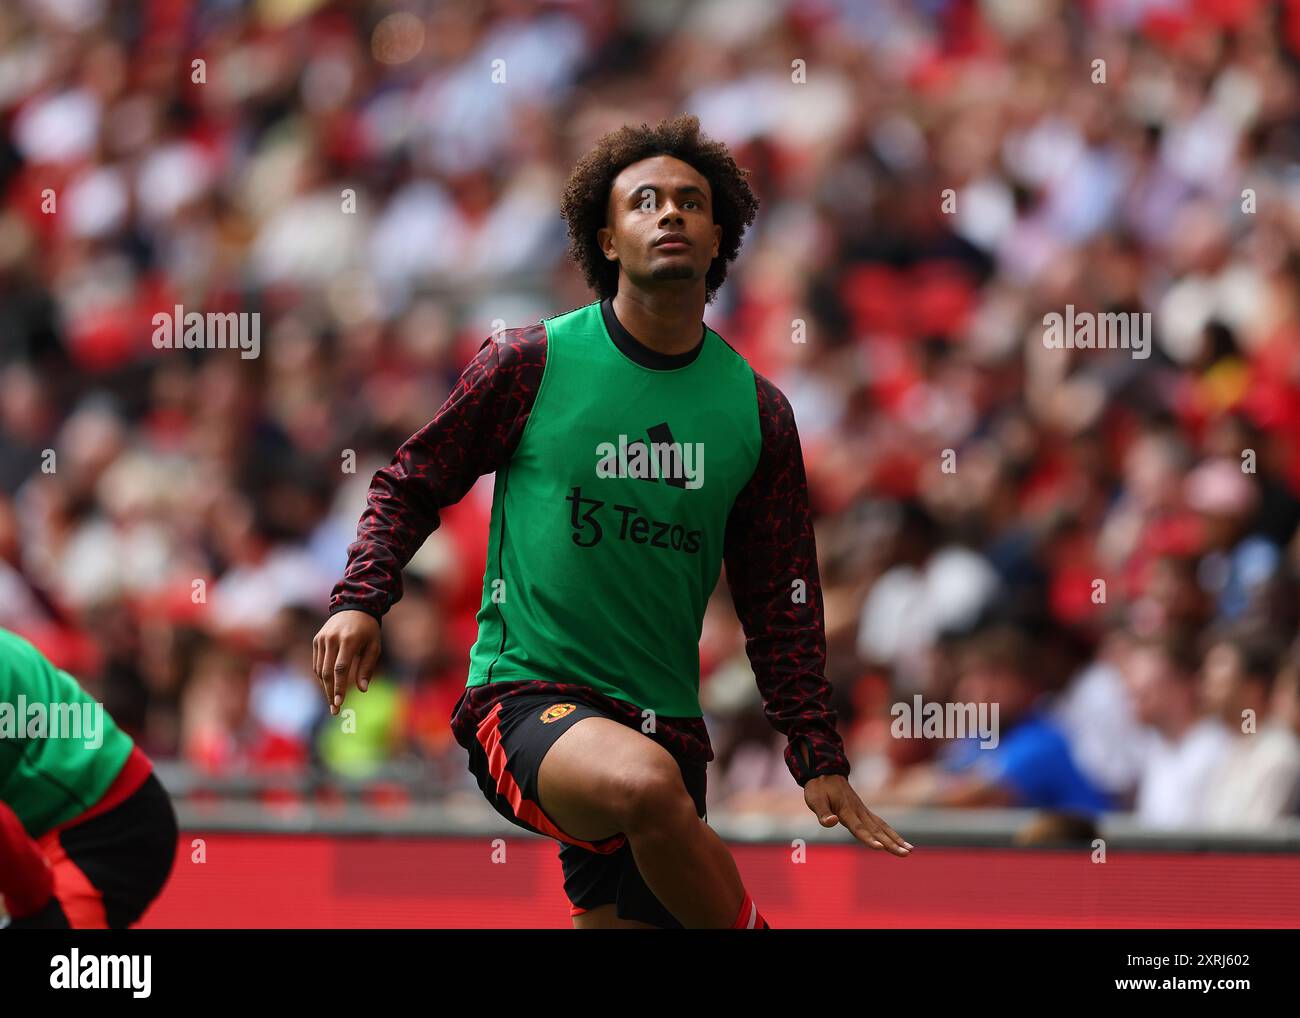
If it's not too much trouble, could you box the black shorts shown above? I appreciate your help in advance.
[8,771,178,929]
[460,689,706,928]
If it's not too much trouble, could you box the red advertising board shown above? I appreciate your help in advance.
[139,834,1300,928]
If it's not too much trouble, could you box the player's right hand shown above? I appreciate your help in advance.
[312,610,381,716]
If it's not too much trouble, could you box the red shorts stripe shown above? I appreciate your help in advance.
[476,701,627,855]
[730,891,758,929]
[36,831,107,928]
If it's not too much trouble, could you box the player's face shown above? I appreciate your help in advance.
[600,155,721,289]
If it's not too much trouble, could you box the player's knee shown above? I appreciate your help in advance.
[616,759,696,837]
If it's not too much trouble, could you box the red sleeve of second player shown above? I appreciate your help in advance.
[0,799,54,919]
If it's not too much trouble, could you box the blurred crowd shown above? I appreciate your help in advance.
[1,0,1299,830]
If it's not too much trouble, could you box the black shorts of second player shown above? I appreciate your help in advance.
[459,689,707,928]
[8,770,179,930]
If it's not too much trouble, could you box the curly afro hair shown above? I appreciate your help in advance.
[559,114,760,304]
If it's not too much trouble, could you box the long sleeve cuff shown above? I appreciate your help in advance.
[786,728,852,787]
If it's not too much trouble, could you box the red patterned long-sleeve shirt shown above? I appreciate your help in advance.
[329,301,850,787]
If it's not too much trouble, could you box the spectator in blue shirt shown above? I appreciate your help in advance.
[881,627,1113,815]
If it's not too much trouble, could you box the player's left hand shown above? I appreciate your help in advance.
[804,774,913,857]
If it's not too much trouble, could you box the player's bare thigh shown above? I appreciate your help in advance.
[537,714,683,844]
[572,903,661,929]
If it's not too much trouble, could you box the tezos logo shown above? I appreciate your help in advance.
[566,487,701,554]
